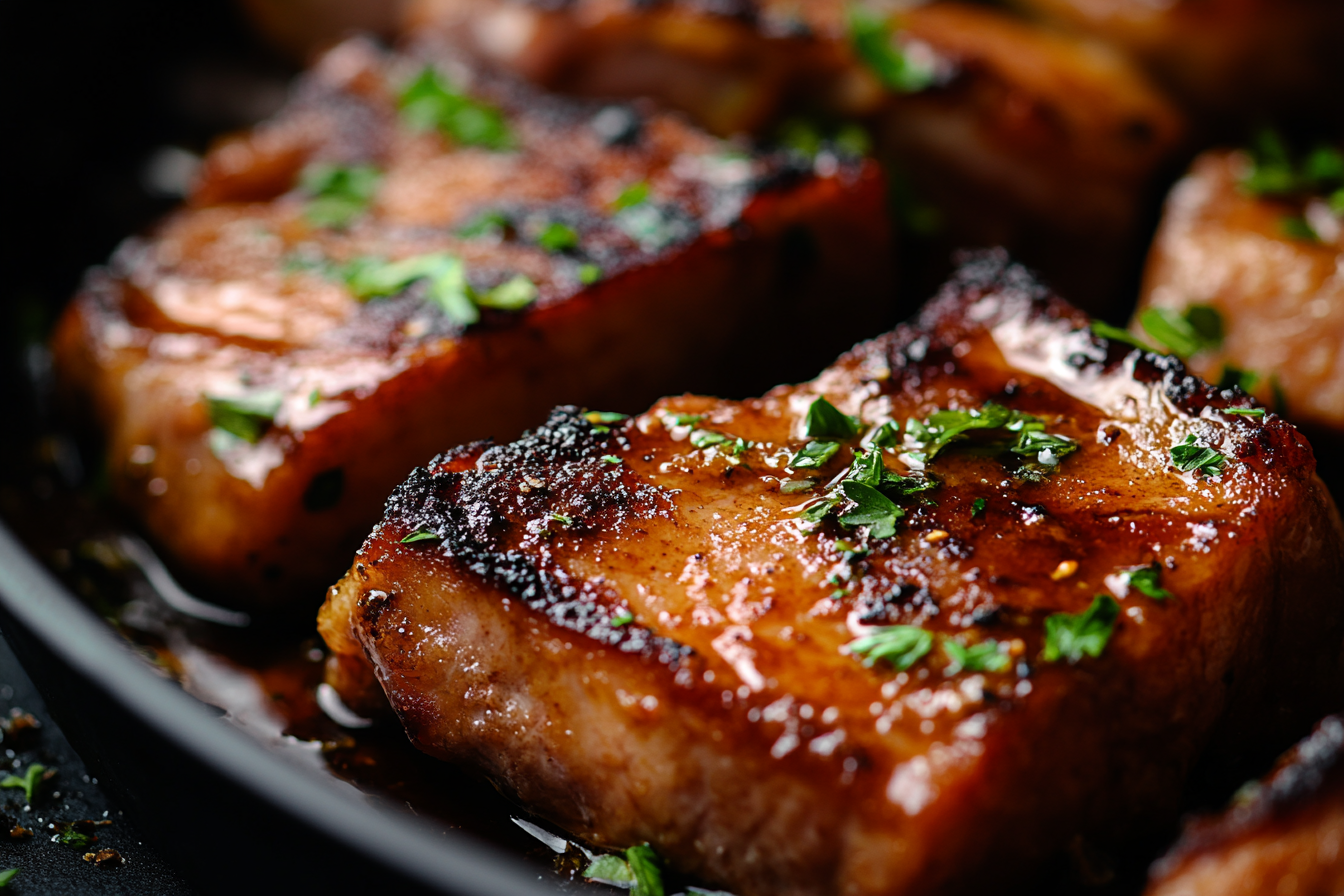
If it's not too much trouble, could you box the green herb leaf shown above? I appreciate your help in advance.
[905,402,1074,470]
[663,413,703,427]
[612,181,650,211]
[601,455,622,464]
[971,497,987,518]
[578,263,604,285]
[611,611,634,626]
[613,202,692,252]
[0,763,46,803]
[475,274,539,311]
[1043,595,1119,663]
[690,430,729,449]
[799,493,844,524]
[1140,305,1224,357]
[536,221,579,253]
[299,163,381,229]
[57,829,95,848]
[399,67,514,150]
[1170,434,1227,476]
[0,868,17,887]
[1090,321,1156,353]
[1241,130,1344,200]
[625,843,665,896]
[1122,564,1172,601]
[780,479,815,494]
[837,480,903,538]
[341,253,480,326]
[583,855,635,885]
[548,512,573,526]
[804,397,861,439]
[943,638,1010,673]
[400,530,440,544]
[585,411,628,424]
[789,440,841,469]
[846,625,933,670]
[1224,407,1266,417]
[1280,215,1321,243]
[869,420,902,448]
[205,391,284,444]
[458,209,511,239]
[848,6,939,93]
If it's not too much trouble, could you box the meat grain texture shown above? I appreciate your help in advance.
[320,253,1344,895]
[50,36,892,609]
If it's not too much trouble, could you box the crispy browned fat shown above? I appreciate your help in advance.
[410,0,1185,309]
[1146,715,1344,896]
[319,252,1344,895]
[1007,0,1344,124]
[51,36,893,610]
[1137,149,1344,436]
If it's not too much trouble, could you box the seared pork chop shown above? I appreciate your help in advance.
[51,36,892,610]
[411,0,1184,309]
[1146,714,1344,896]
[1136,148,1344,437]
[319,252,1344,895]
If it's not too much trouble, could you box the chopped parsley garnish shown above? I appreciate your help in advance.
[690,430,729,449]
[612,181,651,211]
[298,162,381,229]
[578,263,604,285]
[1121,564,1172,601]
[663,413,704,427]
[803,397,861,440]
[1139,305,1223,357]
[971,497,987,518]
[780,479,815,494]
[837,481,903,538]
[57,829,95,848]
[548,512,573,526]
[1224,407,1266,417]
[585,411,628,424]
[458,209,511,239]
[846,625,933,670]
[0,868,16,887]
[789,440,841,469]
[904,402,1077,471]
[1280,215,1320,243]
[400,530,440,544]
[610,611,634,626]
[1043,595,1119,664]
[1170,434,1227,476]
[1090,321,1156,353]
[398,67,514,151]
[536,221,579,253]
[848,6,939,93]
[1240,130,1344,200]
[205,391,284,444]
[614,201,693,252]
[869,420,902,448]
[943,638,1011,673]
[601,455,622,464]
[342,253,478,325]
[474,274,538,310]
[583,844,664,896]
[0,764,46,803]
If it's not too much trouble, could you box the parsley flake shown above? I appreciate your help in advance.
[583,844,664,896]
[399,68,514,150]
[780,479,815,494]
[837,481,904,538]
[1224,407,1266,417]
[905,402,1076,470]
[475,274,539,311]
[971,497,987,518]
[1122,564,1173,601]
[869,420,902,448]
[803,396,861,440]
[789,440,841,469]
[1043,595,1119,664]
[299,163,381,229]
[1090,321,1157,353]
[1170,434,1227,476]
[0,764,46,803]
[663,413,703,427]
[1241,131,1344,200]
[612,181,651,211]
[57,829,95,848]
[610,611,634,626]
[943,638,1011,673]
[399,530,440,544]
[1140,305,1223,357]
[536,221,580,253]
[548,512,573,526]
[0,868,16,887]
[601,455,622,464]
[848,7,939,93]
[846,625,933,670]
[205,391,284,444]
[458,209,511,239]
[585,411,628,424]
[342,253,479,325]
[690,430,729,449]
[578,263,604,285]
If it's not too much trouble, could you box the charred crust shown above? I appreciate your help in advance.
[378,408,690,665]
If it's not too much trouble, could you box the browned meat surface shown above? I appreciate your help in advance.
[410,0,1185,310]
[1136,149,1344,437]
[1146,715,1344,896]
[319,253,1344,895]
[50,36,893,611]
[1007,0,1344,125]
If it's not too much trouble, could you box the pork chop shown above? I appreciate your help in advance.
[319,252,1344,894]
[51,36,892,610]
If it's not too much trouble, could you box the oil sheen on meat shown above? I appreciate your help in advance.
[319,253,1344,895]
